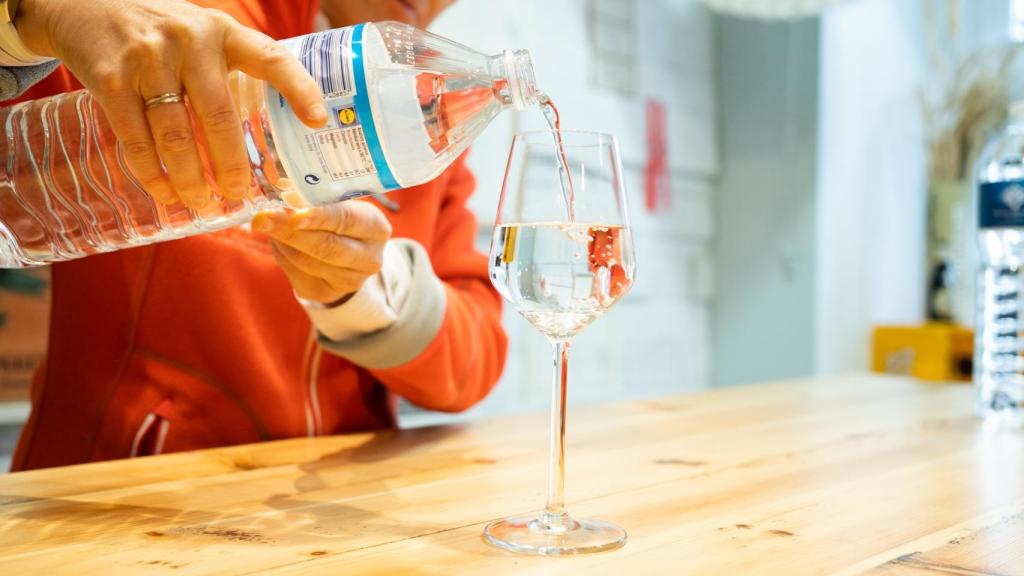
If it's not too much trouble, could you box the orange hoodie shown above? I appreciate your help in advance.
[10,0,507,471]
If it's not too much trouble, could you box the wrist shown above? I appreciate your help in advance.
[10,0,57,58]
[299,290,356,310]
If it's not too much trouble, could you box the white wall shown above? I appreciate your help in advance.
[713,16,818,387]
[719,0,1010,380]
[814,0,929,375]
[402,0,718,425]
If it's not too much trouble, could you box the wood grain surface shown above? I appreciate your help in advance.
[0,374,1021,575]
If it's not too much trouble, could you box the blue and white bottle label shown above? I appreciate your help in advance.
[266,24,398,205]
[980,179,1024,228]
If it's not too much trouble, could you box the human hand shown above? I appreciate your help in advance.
[15,0,327,208]
[252,202,392,304]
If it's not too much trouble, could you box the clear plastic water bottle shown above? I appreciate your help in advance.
[974,99,1024,426]
[0,22,539,267]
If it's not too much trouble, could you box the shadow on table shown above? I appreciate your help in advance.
[0,423,517,567]
[257,422,519,561]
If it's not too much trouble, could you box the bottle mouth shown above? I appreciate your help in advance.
[502,50,537,110]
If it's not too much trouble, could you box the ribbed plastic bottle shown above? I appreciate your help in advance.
[0,22,539,267]
[974,99,1024,426]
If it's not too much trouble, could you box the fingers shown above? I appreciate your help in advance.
[222,25,327,128]
[253,203,389,272]
[100,91,176,204]
[143,73,210,209]
[272,242,341,302]
[257,202,393,241]
[182,60,250,200]
[266,226,384,273]
[80,6,328,208]
[271,241,370,301]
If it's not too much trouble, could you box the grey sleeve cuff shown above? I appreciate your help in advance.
[317,238,447,369]
[0,60,58,101]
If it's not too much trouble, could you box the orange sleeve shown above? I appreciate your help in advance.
[369,161,509,412]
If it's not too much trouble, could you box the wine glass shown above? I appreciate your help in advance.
[484,130,636,555]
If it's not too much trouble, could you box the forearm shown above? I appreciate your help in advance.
[315,239,507,412]
[311,238,446,367]
[368,282,506,413]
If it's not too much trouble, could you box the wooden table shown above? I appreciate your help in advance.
[0,374,1022,575]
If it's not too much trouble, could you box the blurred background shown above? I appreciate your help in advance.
[0,0,1019,461]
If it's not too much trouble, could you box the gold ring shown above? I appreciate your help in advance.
[144,92,184,109]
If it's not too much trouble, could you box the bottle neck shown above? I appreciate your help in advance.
[489,49,539,110]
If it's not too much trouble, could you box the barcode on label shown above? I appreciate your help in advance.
[298,27,353,98]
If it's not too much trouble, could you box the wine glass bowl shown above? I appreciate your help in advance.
[484,130,635,555]
[488,130,635,342]
[490,221,634,341]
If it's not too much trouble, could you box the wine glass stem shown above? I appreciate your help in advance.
[543,339,572,530]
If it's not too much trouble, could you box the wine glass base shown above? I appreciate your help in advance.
[483,514,626,555]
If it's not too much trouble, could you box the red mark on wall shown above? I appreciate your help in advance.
[645,99,671,213]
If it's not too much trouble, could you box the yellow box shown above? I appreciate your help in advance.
[871,324,973,382]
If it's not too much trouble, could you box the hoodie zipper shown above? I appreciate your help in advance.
[129,410,171,457]
[300,329,324,436]
[310,343,325,436]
